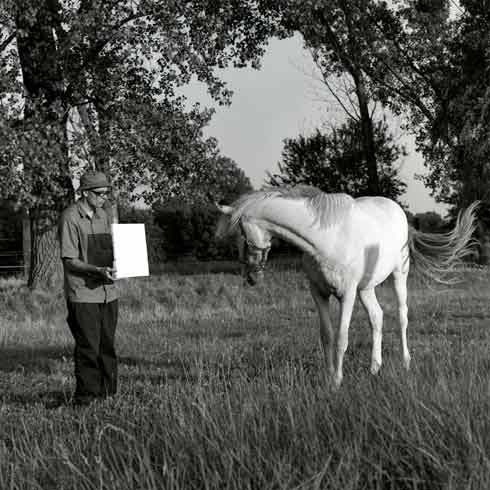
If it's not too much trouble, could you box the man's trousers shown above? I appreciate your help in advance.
[66,300,118,401]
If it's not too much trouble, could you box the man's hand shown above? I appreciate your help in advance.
[64,259,118,281]
[98,266,117,281]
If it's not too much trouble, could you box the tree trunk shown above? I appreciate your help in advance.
[353,71,380,196]
[478,231,490,265]
[78,104,112,172]
[79,104,119,222]
[22,212,30,280]
[27,209,63,289]
[15,1,73,289]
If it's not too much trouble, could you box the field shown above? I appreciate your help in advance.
[0,263,489,489]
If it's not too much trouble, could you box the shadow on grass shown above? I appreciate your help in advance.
[0,346,74,408]
[0,346,72,374]
[1,389,72,408]
[0,347,205,406]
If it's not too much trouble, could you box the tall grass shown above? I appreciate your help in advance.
[0,268,488,489]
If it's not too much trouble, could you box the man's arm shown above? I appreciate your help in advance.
[63,258,116,281]
[60,210,116,281]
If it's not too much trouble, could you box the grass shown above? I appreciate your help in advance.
[0,266,489,489]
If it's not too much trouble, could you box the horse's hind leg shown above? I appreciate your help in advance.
[392,268,411,370]
[359,288,383,375]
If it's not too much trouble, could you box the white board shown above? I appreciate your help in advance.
[111,223,149,279]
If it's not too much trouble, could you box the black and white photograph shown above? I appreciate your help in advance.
[0,1,488,488]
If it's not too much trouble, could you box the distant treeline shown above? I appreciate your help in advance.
[119,202,300,264]
[120,203,233,264]
[405,210,448,233]
[0,202,469,269]
[121,205,452,265]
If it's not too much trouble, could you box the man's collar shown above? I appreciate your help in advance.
[77,199,95,219]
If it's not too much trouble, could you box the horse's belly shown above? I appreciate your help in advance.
[302,253,355,297]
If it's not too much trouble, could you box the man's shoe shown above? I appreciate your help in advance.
[72,395,97,407]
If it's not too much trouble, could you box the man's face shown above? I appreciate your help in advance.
[85,187,110,209]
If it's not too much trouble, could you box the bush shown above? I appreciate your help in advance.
[121,202,301,265]
[153,200,237,261]
[118,205,166,264]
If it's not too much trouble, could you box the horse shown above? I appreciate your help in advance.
[216,185,478,386]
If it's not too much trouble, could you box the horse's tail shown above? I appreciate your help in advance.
[408,201,479,284]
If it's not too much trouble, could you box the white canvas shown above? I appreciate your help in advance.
[111,223,149,279]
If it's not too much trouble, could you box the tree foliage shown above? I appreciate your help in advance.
[268,118,407,202]
[0,0,276,207]
[409,211,446,233]
[271,0,488,214]
[349,0,489,211]
[152,156,252,260]
[0,0,277,286]
[421,0,490,208]
[201,155,254,205]
[278,0,390,195]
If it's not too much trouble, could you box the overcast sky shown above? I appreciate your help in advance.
[183,35,448,215]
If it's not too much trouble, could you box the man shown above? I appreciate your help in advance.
[59,170,119,406]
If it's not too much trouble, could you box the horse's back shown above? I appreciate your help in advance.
[354,196,407,241]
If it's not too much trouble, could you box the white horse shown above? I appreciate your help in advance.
[216,185,477,386]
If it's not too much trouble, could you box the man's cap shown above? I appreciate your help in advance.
[79,171,111,191]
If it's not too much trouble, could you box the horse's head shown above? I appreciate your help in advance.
[238,217,272,285]
[216,204,272,285]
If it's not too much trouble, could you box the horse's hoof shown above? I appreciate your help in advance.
[403,355,411,370]
[370,360,381,375]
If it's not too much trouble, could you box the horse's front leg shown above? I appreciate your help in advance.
[334,287,357,387]
[309,283,334,377]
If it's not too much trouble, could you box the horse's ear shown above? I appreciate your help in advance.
[215,203,233,215]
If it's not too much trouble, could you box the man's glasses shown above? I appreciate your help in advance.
[89,189,110,198]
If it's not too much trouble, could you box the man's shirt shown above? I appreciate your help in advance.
[59,200,119,303]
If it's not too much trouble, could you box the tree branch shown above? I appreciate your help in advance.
[309,48,358,121]
[341,75,361,120]
[0,32,15,54]
[65,11,148,103]
[363,59,435,123]
[370,15,446,103]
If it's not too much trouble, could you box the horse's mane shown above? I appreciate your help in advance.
[216,185,354,237]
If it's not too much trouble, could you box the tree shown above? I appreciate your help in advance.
[277,0,396,195]
[267,118,406,201]
[275,0,489,216]
[411,211,445,232]
[0,0,279,288]
[118,205,166,266]
[201,155,253,205]
[420,0,490,209]
[337,0,489,212]
[152,155,253,260]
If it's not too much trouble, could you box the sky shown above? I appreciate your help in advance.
[183,35,449,216]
